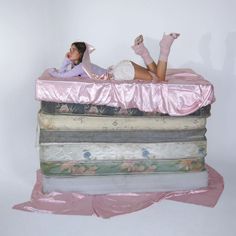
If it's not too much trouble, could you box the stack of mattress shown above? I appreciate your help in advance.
[36,68,215,195]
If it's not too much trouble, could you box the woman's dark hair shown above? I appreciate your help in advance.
[72,42,86,63]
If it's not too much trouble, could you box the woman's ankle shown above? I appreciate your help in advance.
[159,33,180,62]
[132,43,153,65]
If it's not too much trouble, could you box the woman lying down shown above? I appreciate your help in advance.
[49,33,180,82]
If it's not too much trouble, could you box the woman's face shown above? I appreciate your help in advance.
[68,45,81,64]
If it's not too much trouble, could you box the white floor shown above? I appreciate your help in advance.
[1,157,235,236]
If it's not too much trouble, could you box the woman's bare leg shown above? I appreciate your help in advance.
[146,62,157,73]
[131,60,167,82]
[156,60,167,81]
[131,62,154,81]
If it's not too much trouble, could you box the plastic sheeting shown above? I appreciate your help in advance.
[13,164,223,218]
[36,68,215,116]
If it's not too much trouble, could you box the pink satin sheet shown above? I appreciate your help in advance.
[36,68,215,116]
[13,165,224,218]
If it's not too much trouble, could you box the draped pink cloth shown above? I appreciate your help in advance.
[13,165,224,218]
[81,42,97,80]
[36,68,215,116]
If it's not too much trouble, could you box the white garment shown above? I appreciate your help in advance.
[111,60,135,80]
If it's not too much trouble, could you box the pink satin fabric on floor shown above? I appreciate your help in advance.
[36,68,215,116]
[13,165,224,218]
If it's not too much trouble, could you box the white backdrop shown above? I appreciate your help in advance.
[0,0,236,235]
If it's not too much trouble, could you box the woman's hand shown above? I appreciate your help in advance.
[97,72,112,80]
[48,68,58,77]
[66,52,71,59]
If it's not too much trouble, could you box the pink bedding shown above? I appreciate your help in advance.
[36,68,215,116]
[13,165,224,218]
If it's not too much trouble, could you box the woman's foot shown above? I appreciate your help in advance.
[170,33,180,39]
[134,34,143,45]
[160,33,180,48]
[132,34,145,55]
[159,33,180,62]
[131,35,153,65]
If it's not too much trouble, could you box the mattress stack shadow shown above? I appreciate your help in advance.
[37,101,211,194]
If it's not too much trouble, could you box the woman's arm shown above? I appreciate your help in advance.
[49,63,84,78]
[58,57,72,73]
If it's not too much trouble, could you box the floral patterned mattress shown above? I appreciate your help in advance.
[39,139,206,176]
[38,110,208,131]
[41,157,205,176]
[40,101,211,117]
